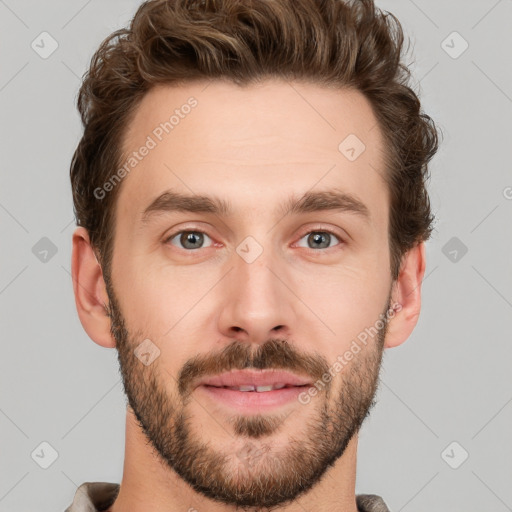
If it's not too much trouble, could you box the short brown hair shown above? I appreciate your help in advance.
[70,0,440,281]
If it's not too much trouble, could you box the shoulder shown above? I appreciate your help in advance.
[65,482,120,512]
[356,493,391,512]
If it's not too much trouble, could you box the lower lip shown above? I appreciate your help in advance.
[197,385,309,411]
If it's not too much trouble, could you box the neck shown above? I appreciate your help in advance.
[109,407,360,512]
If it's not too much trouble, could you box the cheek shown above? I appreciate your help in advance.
[112,259,214,361]
[111,255,183,336]
[293,260,390,358]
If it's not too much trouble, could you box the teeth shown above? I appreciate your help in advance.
[236,385,256,392]
[255,385,273,392]
[226,383,288,392]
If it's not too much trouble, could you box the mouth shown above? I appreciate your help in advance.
[195,370,313,411]
[202,383,310,392]
[196,369,312,389]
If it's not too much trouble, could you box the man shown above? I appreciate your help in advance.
[66,0,439,510]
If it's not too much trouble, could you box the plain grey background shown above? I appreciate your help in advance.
[1,1,511,511]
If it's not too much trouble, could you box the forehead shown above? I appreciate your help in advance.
[117,79,388,224]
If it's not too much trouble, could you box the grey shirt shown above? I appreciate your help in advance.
[64,482,391,512]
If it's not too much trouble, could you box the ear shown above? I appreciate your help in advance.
[384,242,427,349]
[71,226,116,348]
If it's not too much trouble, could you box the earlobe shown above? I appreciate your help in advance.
[71,227,116,348]
[384,242,427,349]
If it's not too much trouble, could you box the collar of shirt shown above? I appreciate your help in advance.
[65,482,391,512]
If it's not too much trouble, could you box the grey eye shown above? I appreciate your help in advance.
[169,231,213,250]
[296,231,341,250]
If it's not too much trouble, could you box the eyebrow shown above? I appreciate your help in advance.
[141,188,371,224]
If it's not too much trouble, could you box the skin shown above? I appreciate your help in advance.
[72,79,426,512]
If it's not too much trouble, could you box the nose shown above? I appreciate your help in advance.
[217,246,296,345]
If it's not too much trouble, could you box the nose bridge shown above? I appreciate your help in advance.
[218,235,294,341]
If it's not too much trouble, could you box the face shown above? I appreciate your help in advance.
[105,79,395,508]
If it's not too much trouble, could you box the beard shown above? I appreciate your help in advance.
[105,279,391,510]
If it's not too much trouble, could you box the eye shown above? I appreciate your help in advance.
[296,230,343,250]
[166,230,213,250]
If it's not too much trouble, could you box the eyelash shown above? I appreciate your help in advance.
[164,227,345,251]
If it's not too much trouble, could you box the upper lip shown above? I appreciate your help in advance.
[196,369,312,389]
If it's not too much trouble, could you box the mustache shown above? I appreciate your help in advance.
[178,338,331,397]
